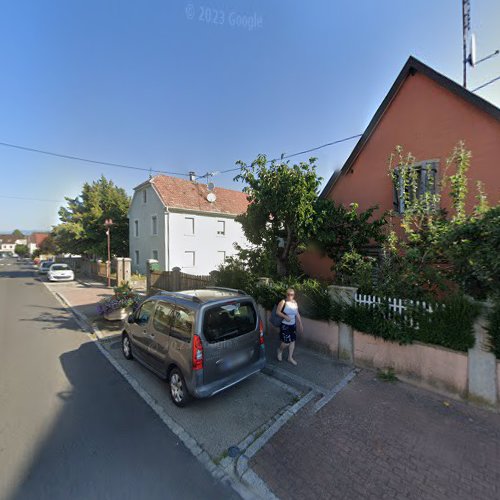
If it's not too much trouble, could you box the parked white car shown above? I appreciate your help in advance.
[47,263,74,282]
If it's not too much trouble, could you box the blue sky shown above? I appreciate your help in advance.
[1,0,499,232]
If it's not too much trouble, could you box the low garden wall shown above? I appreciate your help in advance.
[260,304,497,407]
[354,330,468,397]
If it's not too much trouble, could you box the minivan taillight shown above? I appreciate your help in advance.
[192,334,203,370]
[259,320,264,345]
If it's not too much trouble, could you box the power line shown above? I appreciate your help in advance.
[0,141,189,176]
[215,133,363,175]
[0,195,64,203]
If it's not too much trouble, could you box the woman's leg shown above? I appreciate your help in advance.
[288,341,297,365]
[277,342,287,361]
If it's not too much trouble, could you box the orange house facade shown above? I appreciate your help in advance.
[302,56,500,280]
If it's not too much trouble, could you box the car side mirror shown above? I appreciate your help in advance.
[127,314,135,324]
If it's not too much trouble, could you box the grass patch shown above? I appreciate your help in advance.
[377,367,398,382]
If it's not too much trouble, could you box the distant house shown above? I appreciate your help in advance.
[0,235,27,254]
[128,175,249,275]
[301,56,500,279]
[27,232,49,254]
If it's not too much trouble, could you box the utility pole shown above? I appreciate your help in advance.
[104,219,113,287]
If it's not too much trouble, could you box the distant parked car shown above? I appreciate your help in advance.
[122,287,266,407]
[47,263,74,282]
[38,261,55,274]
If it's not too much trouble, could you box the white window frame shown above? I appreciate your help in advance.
[151,215,158,236]
[152,249,159,261]
[184,217,195,236]
[217,220,226,236]
[183,251,195,268]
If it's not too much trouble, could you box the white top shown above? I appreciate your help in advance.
[282,301,298,326]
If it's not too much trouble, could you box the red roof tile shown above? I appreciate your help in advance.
[144,175,249,216]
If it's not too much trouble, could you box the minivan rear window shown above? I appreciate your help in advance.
[203,301,257,342]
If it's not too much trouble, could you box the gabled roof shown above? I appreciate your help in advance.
[135,175,249,216]
[321,56,500,198]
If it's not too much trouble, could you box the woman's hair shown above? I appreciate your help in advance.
[286,288,295,296]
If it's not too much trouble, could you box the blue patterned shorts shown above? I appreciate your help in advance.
[280,323,296,344]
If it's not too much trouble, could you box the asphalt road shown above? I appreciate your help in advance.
[0,260,237,500]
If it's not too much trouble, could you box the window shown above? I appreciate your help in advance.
[153,301,175,334]
[134,220,139,237]
[185,217,194,235]
[171,306,195,341]
[203,301,257,343]
[143,190,147,203]
[217,251,226,264]
[392,160,438,214]
[183,251,195,268]
[152,250,158,261]
[152,215,158,235]
[217,220,225,236]
[135,300,155,326]
[135,250,139,265]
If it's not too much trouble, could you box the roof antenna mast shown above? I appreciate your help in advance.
[462,0,471,88]
[462,0,499,90]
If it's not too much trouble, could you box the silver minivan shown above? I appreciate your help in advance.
[122,287,266,406]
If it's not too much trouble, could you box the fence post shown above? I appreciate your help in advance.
[172,267,181,291]
[328,285,358,363]
[123,258,132,284]
[467,302,498,406]
[115,258,124,285]
[146,259,158,292]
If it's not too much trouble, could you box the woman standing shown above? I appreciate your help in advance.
[276,288,303,365]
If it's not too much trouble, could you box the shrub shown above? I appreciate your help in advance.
[337,294,478,351]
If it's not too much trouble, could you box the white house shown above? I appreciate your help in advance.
[128,175,250,275]
[0,235,27,254]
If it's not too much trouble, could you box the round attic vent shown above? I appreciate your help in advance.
[207,192,217,203]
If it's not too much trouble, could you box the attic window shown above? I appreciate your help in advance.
[392,160,439,214]
[143,190,147,203]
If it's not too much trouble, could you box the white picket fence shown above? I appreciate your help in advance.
[354,293,441,328]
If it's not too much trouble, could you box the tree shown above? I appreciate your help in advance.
[235,155,321,276]
[53,176,130,259]
[312,199,387,262]
[14,244,29,257]
[12,229,24,238]
[39,235,60,255]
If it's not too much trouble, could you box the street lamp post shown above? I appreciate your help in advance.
[104,219,113,287]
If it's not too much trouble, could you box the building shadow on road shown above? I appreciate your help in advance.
[7,340,233,500]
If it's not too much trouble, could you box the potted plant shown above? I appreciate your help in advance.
[97,282,142,321]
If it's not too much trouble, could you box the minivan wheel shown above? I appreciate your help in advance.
[122,333,133,360]
[169,368,191,407]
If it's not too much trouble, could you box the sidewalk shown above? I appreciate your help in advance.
[47,279,500,499]
[252,369,500,500]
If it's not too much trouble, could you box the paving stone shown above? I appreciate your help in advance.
[252,370,500,500]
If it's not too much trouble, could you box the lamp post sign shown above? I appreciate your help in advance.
[104,218,113,287]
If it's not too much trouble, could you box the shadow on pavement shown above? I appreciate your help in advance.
[8,341,236,500]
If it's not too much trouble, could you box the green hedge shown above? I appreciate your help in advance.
[213,266,478,352]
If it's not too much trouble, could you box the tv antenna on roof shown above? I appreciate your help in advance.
[462,0,499,88]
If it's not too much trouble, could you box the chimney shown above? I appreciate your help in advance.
[189,171,196,182]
